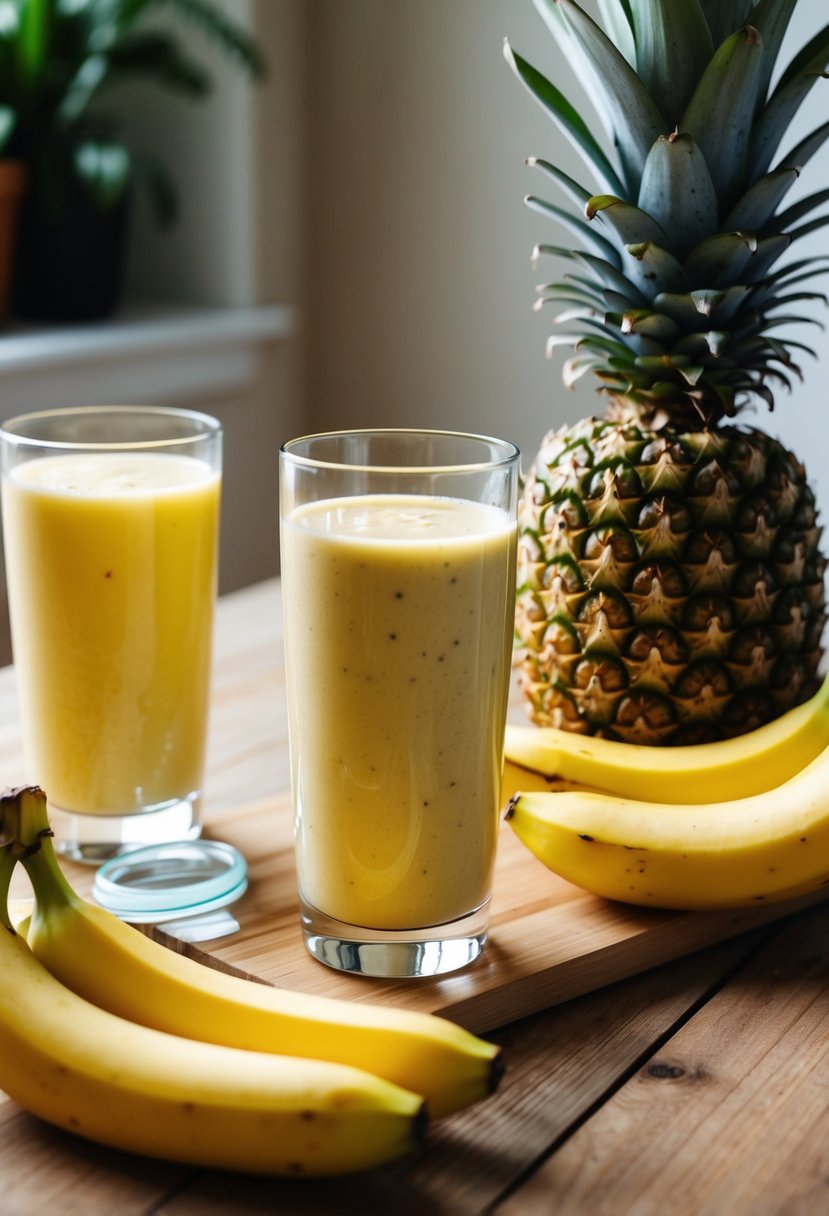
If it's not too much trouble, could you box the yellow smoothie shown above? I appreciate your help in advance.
[2,452,220,815]
[281,493,517,931]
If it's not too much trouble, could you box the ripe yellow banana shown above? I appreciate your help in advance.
[7,787,501,1119]
[506,740,829,911]
[0,846,424,1176]
[504,674,829,803]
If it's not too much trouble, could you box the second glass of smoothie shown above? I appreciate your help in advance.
[0,406,222,862]
[280,429,519,978]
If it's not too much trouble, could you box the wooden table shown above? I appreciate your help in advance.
[3,579,829,1216]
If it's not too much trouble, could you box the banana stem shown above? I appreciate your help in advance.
[20,832,79,912]
[0,786,78,914]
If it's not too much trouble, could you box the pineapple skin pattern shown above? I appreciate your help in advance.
[507,0,829,744]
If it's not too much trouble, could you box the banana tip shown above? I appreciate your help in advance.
[413,1100,429,1150]
[489,1047,506,1095]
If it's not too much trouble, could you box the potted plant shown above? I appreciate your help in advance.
[0,0,266,323]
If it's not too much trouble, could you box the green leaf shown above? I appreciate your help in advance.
[765,367,797,393]
[504,41,626,195]
[535,291,600,316]
[531,243,577,262]
[532,0,570,43]
[746,0,798,109]
[603,287,649,312]
[624,241,690,295]
[763,335,802,369]
[684,231,757,286]
[531,246,651,305]
[161,0,267,77]
[101,30,211,96]
[531,0,618,135]
[629,0,713,126]
[570,250,649,303]
[652,291,713,328]
[74,138,130,210]
[526,157,593,210]
[785,212,829,246]
[774,189,829,233]
[776,119,829,175]
[526,194,621,264]
[747,233,792,280]
[722,167,799,232]
[634,352,693,371]
[764,312,826,333]
[637,132,718,259]
[673,331,716,358]
[597,0,636,65]
[693,287,752,322]
[704,330,730,357]
[766,290,829,311]
[585,194,671,249]
[563,352,605,388]
[564,317,634,352]
[750,23,829,180]
[615,308,681,342]
[772,337,818,361]
[655,285,754,329]
[0,105,14,153]
[750,259,829,307]
[17,0,48,85]
[557,0,667,193]
[772,18,829,93]
[697,0,755,50]
[549,305,603,326]
[57,53,109,126]
[548,333,632,361]
[679,25,766,208]
[536,279,607,310]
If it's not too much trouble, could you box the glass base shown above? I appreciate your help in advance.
[299,897,490,978]
[48,792,202,864]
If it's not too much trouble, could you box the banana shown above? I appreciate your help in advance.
[501,758,591,803]
[0,846,425,1176]
[504,673,829,803]
[505,740,829,911]
[6,787,501,1119]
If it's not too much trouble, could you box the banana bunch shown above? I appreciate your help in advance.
[0,787,502,1175]
[504,677,829,910]
[505,674,829,803]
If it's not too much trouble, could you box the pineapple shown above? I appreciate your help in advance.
[506,0,829,744]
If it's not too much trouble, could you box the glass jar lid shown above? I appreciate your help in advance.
[92,839,248,925]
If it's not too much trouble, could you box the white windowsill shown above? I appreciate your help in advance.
[0,302,298,411]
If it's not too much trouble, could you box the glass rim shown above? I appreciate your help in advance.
[0,405,222,452]
[280,428,520,475]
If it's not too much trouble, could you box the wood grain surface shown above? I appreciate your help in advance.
[3,579,828,1215]
[64,790,828,1037]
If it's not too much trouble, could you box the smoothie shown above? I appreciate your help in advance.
[2,451,220,815]
[281,493,517,931]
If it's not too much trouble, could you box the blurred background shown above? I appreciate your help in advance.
[0,0,826,662]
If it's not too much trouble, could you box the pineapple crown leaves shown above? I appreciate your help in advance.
[506,0,829,428]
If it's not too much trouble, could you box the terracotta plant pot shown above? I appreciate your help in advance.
[0,161,27,324]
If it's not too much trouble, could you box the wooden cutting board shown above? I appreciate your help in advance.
[122,787,827,1037]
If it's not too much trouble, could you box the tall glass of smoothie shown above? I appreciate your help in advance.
[1,406,221,861]
[280,429,519,978]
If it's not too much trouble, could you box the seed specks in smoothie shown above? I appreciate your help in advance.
[282,491,516,929]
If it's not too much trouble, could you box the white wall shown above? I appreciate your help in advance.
[116,0,309,591]
[304,1,829,508]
